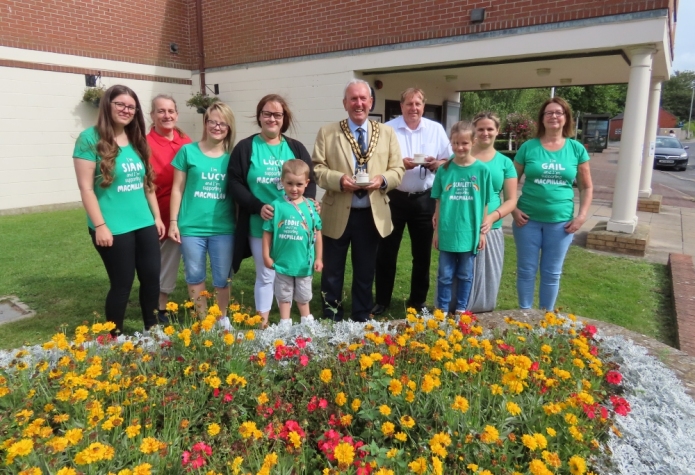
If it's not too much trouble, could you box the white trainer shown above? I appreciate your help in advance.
[217,316,233,332]
[300,314,315,325]
[278,318,293,330]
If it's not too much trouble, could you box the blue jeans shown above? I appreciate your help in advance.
[437,251,475,312]
[512,219,573,310]
[180,235,234,288]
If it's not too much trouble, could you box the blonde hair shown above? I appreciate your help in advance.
[472,111,500,130]
[202,102,236,152]
[281,159,310,180]
[444,121,476,170]
[400,87,426,104]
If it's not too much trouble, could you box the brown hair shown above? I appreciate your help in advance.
[281,159,310,180]
[96,85,154,191]
[202,102,236,152]
[150,94,188,139]
[443,121,475,170]
[536,97,574,138]
[400,87,426,104]
[256,94,294,134]
[472,111,500,130]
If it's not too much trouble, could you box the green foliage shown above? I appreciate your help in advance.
[661,70,695,121]
[186,92,220,113]
[503,112,536,149]
[460,88,549,124]
[82,86,105,108]
[554,85,628,117]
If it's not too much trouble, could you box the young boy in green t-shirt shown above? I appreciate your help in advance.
[262,160,323,329]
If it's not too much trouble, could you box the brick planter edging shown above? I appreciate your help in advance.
[669,254,695,357]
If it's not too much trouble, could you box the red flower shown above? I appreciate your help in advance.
[530,361,540,372]
[319,399,328,409]
[610,395,631,416]
[606,371,623,385]
[212,389,220,398]
[299,355,309,366]
[582,325,597,339]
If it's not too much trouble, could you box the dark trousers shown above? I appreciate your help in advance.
[90,225,161,334]
[375,189,435,308]
[321,208,379,322]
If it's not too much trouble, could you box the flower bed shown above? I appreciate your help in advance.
[0,305,632,475]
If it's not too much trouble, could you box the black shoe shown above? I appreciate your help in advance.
[406,302,425,312]
[157,310,170,325]
[371,304,387,316]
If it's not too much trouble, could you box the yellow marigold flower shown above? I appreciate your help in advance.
[387,378,403,396]
[553,367,571,380]
[451,395,469,413]
[565,413,579,425]
[53,413,70,424]
[467,463,479,472]
[568,455,587,475]
[432,456,444,475]
[334,442,355,467]
[121,341,134,353]
[408,456,428,474]
[288,430,302,448]
[245,330,255,340]
[522,434,538,451]
[546,427,557,437]
[359,354,374,371]
[506,401,522,415]
[56,468,78,475]
[542,450,562,468]
[352,399,361,412]
[335,392,347,406]
[140,437,163,454]
[320,369,333,383]
[382,363,395,376]
[480,425,499,444]
[340,414,353,426]
[226,373,248,387]
[125,425,141,439]
[405,390,416,403]
[490,384,503,395]
[64,428,83,445]
[47,437,69,453]
[386,448,398,458]
[132,463,152,475]
[400,415,415,429]
[18,468,42,475]
[381,421,395,436]
[421,374,437,393]
[239,421,262,440]
[569,426,584,441]
[230,456,244,474]
[8,438,33,457]
[257,392,269,405]
[395,431,407,442]
[534,433,548,449]
[207,423,221,436]
[379,405,391,416]
[529,460,554,475]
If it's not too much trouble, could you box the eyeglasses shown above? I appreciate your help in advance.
[206,120,230,130]
[260,111,284,120]
[111,101,137,113]
[543,111,565,118]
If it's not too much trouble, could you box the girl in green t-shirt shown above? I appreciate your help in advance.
[169,102,237,328]
[431,121,492,314]
[72,85,166,335]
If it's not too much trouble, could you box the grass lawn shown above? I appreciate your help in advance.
[0,208,676,349]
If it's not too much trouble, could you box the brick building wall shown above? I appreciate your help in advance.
[202,0,671,69]
[0,0,195,69]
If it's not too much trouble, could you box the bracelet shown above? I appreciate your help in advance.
[95,223,106,228]
[495,210,502,220]
[170,220,177,222]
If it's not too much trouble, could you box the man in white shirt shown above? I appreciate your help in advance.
[372,88,452,315]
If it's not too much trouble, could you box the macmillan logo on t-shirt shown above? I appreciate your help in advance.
[118,158,144,192]
[535,160,568,185]
[194,167,226,199]
[277,219,307,240]
[256,157,286,185]
[444,176,477,201]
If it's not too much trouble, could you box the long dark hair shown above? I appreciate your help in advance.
[96,85,154,191]
[255,94,295,134]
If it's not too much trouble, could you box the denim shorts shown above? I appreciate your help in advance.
[180,234,234,288]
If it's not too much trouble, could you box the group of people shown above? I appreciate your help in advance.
[73,80,592,335]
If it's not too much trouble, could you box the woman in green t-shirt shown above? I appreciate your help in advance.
[228,94,316,327]
[511,98,593,310]
[169,103,236,328]
[466,112,518,314]
[73,85,166,335]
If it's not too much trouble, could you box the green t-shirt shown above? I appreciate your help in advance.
[247,135,296,237]
[72,127,154,235]
[171,143,235,237]
[262,198,322,277]
[514,138,589,223]
[431,160,492,254]
[479,152,517,230]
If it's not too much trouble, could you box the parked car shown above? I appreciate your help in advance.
[653,136,690,171]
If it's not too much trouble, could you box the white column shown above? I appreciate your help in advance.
[638,77,664,198]
[607,46,656,234]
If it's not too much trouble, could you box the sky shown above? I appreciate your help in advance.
[673,0,695,73]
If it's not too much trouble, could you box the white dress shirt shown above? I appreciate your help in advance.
[385,116,452,193]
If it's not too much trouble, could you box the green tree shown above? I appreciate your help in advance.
[661,70,695,121]
[554,85,627,117]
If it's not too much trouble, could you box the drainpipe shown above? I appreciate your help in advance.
[195,0,205,94]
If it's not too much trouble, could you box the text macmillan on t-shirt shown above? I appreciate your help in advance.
[195,170,227,200]
[534,161,569,186]
[117,159,145,192]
